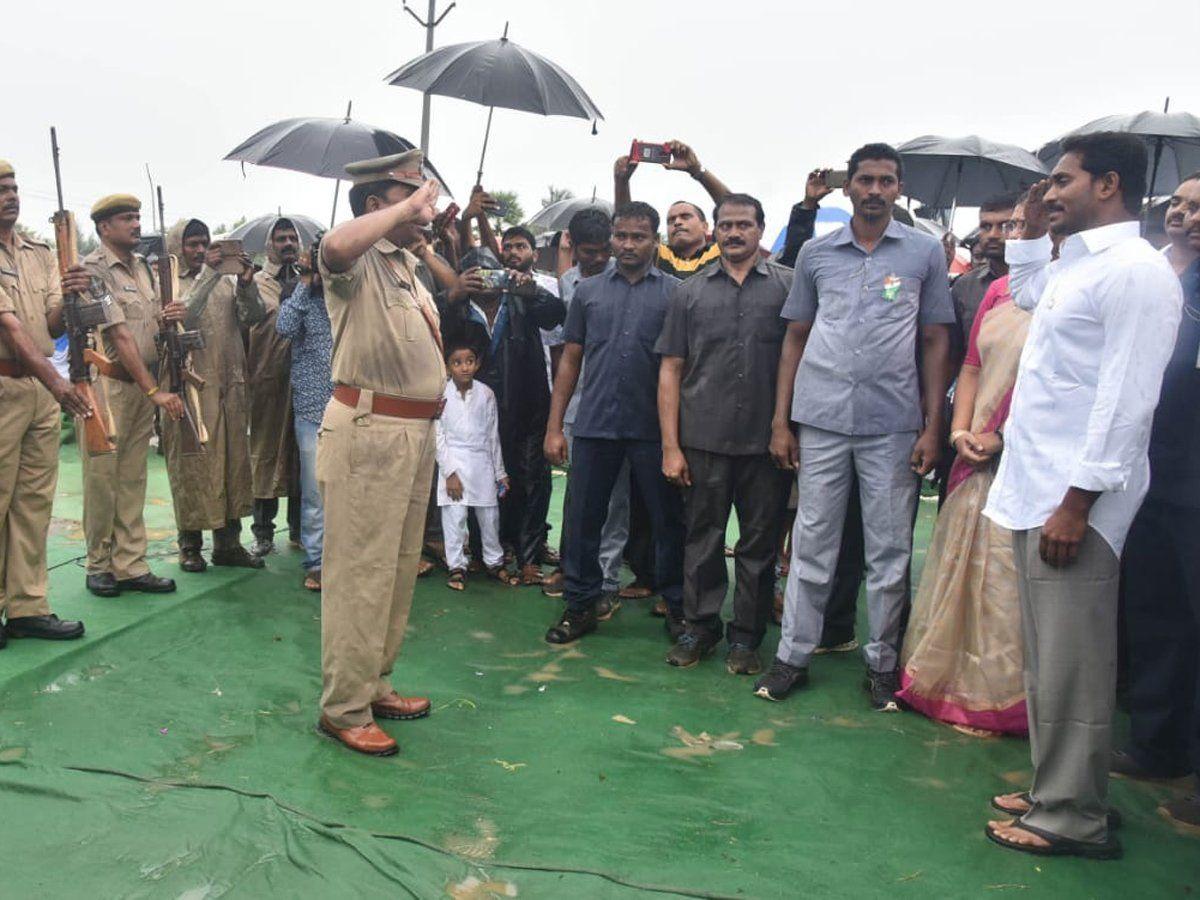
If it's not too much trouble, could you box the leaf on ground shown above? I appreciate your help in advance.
[751,729,777,746]
[492,759,526,773]
[0,747,27,763]
[442,817,501,861]
[611,714,637,725]
[594,666,638,683]
[661,746,713,761]
[826,716,866,729]
[502,684,529,695]
[469,631,495,641]
[446,876,518,899]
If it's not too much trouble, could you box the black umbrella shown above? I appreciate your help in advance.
[384,23,603,184]
[224,102,453,225]
[524,193,612,233]
[896,135,1047,219]
[222,214,325,256]
[1037,105,1200,207]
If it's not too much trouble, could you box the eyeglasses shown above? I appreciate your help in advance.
[1003,219,1026,234]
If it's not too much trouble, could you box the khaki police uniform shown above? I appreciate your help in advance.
[81,229,159,581]
[316,154,445,729]
[161,219,263,540]
[0,227,63,621]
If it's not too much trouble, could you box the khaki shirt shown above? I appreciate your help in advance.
[318,239,444,401]
[0,231,61,359]
[83,244,160,367]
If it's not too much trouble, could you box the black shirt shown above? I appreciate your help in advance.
[655,257,792,454]
[1147,260,1200,508]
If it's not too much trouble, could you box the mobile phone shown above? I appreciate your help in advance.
[497,480,508,499]
[630,140,672,165]
[212,239,243,275]
[824,169,848,190]
[478,268,512,291]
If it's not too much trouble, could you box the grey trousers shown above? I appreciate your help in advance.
[1013,526,1119,844]
[681,449,790,648]
[563,425,629,592]
[775,426,919,672]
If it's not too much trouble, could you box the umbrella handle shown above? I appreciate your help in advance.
[476,106,495,186]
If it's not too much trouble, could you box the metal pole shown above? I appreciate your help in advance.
[330,180,341,228]
[476,106,495,186]
[403,1,456,156]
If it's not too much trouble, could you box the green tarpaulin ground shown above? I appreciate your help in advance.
[0,449,1196,898]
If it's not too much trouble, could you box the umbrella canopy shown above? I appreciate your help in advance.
[383,31,603,121]
[223,115,452,193]
[896,135,1047,209]
[1037,110,1200,199]
[222,214,325,255]
[384,24,603,183]
[524,196,612,233]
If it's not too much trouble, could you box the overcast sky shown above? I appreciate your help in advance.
[5,0,1198,245]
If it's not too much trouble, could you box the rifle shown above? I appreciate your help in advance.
[50,127,116,455]
[151,187,207,454]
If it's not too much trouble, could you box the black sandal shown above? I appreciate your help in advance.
[446,569,466,591]
[984,819,1122,860]
[991,792,1123,829]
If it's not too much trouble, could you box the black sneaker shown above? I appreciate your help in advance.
[545,607,597,644]
[753,659,808,701]
[666,630,719,668]
[865,668,900,712]
[725,643,762,675]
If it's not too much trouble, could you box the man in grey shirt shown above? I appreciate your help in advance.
[755,143,955,710]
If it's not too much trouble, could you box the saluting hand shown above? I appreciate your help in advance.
[402,180,441,227]
[1022,179,1052,240]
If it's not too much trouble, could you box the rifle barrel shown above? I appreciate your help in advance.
[49,127,66,213]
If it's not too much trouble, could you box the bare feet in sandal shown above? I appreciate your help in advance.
[987,819,1052,850]
[417,557,436,578]
[487,565,518,587]
[447,568,466,591]
[304,568,322,592]
[992,791,1032,816]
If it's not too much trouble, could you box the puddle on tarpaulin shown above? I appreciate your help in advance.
[36,662,118,695]
[446,874,518,898]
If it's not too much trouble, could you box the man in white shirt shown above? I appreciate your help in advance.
[982,132,1182,859]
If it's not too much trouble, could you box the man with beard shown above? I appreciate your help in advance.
[0,159,91,645]
[164,218,265,571]
[1160,176,1200,276]
[82,194,185,597]
[951,194,1018,342]
[757,143,955,710]
[657,194,792,675]
[248,218,301,557]
[440,243,565,586]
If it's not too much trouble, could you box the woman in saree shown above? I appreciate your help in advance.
[897,237,1033,737]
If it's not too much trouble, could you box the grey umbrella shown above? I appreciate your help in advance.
[896,136,1047,216]
[224,102,453,225]
[1037,107,1200,205]
[524,194,612,233]
[384,22,603,184]
[222,214,326,256]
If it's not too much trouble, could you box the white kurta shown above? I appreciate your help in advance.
[436,380,507,507]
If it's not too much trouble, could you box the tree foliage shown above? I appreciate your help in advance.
[488,190,524,227]
[541,185,575,209]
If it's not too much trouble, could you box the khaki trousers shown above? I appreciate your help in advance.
[1013,526,1120,844]
[317,393,436,729]
[0,376,59,619]
[80,377,155,579]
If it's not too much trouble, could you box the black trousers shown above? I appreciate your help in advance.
[625,478,656,586]
[682,449,790,648]
[499,431,552,567]
[1122,497,1200,779]
[252,495,301,543]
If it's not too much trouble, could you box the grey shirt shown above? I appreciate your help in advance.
[783,219,956,436]
[951,263,1002,342]
[656,257,791,454]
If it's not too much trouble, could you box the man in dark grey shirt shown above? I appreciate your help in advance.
[756,143,955,711]
[951,193,1017,343]
[657,193,792,674]
[543,202,685,645]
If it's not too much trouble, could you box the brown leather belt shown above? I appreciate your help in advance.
[333,384,444,419]
[0,358,27,378]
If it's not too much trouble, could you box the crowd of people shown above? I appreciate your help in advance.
[0,128,1197,860]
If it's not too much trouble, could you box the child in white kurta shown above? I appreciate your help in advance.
[437,343,509,589]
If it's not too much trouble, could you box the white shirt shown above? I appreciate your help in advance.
[983,221,1183,555]
[435,380,507,507]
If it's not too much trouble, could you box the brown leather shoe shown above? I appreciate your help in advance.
[371,691,431,721]
[317,717,398,756]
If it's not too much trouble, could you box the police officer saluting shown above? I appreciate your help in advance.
[315,151,443,756]
[0,159,89,645]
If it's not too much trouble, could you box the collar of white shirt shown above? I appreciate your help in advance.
[1058,220,1141,263]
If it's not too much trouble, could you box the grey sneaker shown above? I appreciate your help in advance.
[814,638,860,655]
[725,643,762,675]
[666,630,719,668]
[865,668,900,712]
[753,659,808,701]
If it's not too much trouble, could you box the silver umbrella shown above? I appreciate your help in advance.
[896,135,1047,217]
[524,194,612,233]
[224,102,453,225]
[1037,105,1200,205]
[384,22,603,184]
[222,214,325,256]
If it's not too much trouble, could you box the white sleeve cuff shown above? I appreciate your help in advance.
[1005,235,1053,265]
[1069,460,1129,494]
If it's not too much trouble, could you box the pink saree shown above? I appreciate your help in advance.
[897,281,1031,734]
